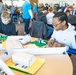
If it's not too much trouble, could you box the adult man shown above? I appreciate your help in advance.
[22,0,33,34]
[0,0,6,21]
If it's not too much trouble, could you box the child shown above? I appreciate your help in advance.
[0,11,16,35]
[48,12,76,49]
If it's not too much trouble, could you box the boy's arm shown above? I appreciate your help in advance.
[48,30,55,47]
[53,42,65,47]
[0,22,3,33]
[11,24,16,35]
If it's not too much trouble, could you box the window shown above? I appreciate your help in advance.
[3,0,25,7]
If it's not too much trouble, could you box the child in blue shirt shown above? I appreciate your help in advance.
[22,0,33,34]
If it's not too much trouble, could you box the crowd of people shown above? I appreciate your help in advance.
[0,0,76,54]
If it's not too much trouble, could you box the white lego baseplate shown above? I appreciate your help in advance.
[12,52,35,67]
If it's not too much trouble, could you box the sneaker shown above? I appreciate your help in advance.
[24,32,26,35]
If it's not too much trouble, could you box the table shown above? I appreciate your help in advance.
[5,36,73,75]
[9,54,73,75]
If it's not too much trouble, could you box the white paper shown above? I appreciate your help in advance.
[0,50,14,61]
[0,44,3,50]
[12,52,35,67]
[13,47,67,55]
[0,58,15,75]
[6,40,23,49]
[7,36,24,41]
[18,35,31,44]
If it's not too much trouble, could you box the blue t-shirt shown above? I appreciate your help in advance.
[10,6,16,14]
[22,1,32,19]
[33,4,38,13]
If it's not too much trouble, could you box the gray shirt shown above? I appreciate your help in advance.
[0,2,6,14]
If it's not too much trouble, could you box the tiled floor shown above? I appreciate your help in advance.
[16,23,76,75]
[16,23,24,35]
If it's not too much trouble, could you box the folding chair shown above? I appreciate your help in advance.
[29,21,47,39]
[12,15,18,24]
[12,14,20,24]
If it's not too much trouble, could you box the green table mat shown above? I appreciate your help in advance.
[30,40,47,47]
[0,35,8,41]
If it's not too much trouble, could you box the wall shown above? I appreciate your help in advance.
[38,0,76,5]
[3,0,76,7]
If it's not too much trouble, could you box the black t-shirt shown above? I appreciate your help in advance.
[36,11,47,24]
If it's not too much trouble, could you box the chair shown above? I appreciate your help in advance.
[29,21,47,39]
[67,47,76,55]
[12,14,19,24]
[16,30,18,35]
[68,15,76,31]
[71,23,76,31]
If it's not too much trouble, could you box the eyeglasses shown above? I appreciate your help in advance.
[53,22,62,27]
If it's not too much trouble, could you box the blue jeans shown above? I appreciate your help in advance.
[46,26,53,39]
[24,19,30,34]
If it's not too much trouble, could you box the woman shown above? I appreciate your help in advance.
[46,6,54,28]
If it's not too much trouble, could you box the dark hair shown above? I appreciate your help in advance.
[42,7,48,11]
[53,12,68,25]
[0,0,2,2]
[65,10,70,13]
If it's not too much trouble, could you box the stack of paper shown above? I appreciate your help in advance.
[5,57,45,74]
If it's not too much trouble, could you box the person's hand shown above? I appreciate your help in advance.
[48,40,54,47]
[31,18,33,21]
[53,42,65,47]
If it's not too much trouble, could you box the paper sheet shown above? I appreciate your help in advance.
[0,40,23,50]
[7,36,24,41]
[0,50,14,61]
[13,47,67,55]
[0,58,15,75]
[6,40,23,49]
